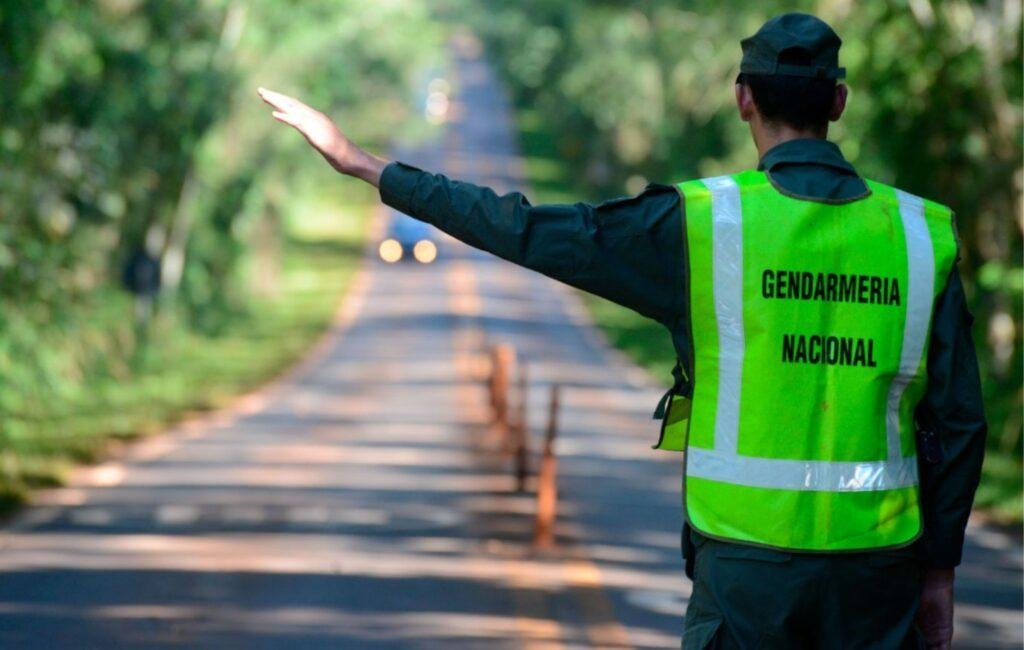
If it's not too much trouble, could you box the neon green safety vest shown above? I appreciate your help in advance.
[655,170,958,552]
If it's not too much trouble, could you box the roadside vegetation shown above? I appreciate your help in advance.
[465,1,1023,522]
[0,198,370,511]
[0,1,443,511]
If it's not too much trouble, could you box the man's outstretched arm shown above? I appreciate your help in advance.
[258,88,684,325]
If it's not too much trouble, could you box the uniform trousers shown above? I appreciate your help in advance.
[682,529,924,649]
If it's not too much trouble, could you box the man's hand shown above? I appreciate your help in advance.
[257,87,388,187]
[916,568,955,649]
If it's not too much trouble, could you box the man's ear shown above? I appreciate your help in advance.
[829,84,848,122]
[735,82,756,122]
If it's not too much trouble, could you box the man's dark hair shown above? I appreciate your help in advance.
[736,48,837,132]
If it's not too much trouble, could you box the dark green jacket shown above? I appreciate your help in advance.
[379,137,987,569]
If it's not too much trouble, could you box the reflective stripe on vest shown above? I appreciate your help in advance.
[669,170,958,552]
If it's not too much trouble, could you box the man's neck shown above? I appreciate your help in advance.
[753,123,827,159]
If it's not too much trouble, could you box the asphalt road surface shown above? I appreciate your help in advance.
[1,36,1020,650]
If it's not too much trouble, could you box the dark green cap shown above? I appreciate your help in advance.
[740,13,846,79]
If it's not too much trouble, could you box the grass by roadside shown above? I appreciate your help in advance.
[0,203,371,515]
[514,107,1022,525]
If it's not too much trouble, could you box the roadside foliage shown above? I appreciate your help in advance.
[0,0,442,506]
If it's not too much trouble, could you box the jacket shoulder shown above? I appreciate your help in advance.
[676,170,767,197]
[863,179,953,215]
[864,179,959,265]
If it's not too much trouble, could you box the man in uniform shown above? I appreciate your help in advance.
[259,12,986,649]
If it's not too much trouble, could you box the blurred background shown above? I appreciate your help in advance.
[0,0,1019,529]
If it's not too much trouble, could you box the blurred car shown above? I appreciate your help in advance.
[379,210,439,264]
[424,77,451,125]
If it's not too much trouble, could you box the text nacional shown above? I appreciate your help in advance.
[762,269,899,369]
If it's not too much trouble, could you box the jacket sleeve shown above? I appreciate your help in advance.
[915,266,988,569]
[378,161,684,324]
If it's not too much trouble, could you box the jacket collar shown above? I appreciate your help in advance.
[757,138,858,175]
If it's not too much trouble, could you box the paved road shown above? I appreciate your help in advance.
[1,36,1020,650]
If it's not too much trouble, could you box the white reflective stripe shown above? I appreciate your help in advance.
[688,447,919,492]
[887,191,936,461]
[706,175,744,454]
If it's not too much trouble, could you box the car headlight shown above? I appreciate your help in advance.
[413,240,437,264]
[379,238,403,263]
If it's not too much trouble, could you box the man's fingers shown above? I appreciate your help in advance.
[258,87,306,129]
[258,86,288,103]
[271,111,299,128]
[257,87,277,107]
[259,88,322,136]
[258,87,305,113]
[257,87,290,110]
